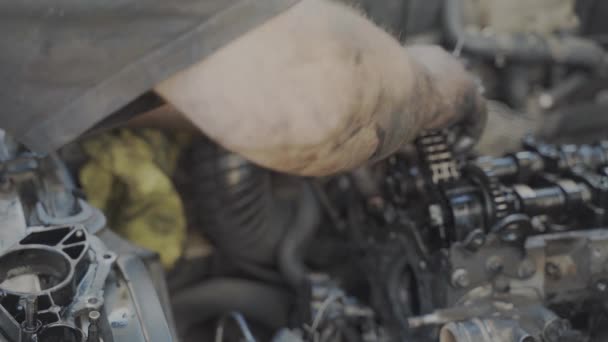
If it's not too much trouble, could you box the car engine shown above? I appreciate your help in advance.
[310,131,608,342]
[5,126,608,342]
[2,1,608,341]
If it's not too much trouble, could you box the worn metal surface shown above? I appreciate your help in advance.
[0,134,175,342]
[36,199,107,237]
[69,235,116,316]
[103,256,174,342]
[366,137,608,340]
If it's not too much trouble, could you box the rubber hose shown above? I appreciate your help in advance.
[443,0,607,70]
[171,278,292,333]
[278,182,322,290]
[188,136,291,265]
[278,182,321,325]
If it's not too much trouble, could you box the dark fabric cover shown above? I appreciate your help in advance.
[0,0,299,152]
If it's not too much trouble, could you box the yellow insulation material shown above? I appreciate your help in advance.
[79,129,188,268]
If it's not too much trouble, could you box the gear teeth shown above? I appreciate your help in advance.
[481,166,510,220]
[416,130,460,185]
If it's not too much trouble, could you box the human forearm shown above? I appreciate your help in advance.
[155,0,483,175]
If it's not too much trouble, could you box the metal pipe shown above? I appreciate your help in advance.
[443,0,607,70]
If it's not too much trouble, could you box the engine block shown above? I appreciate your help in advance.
[344,133,608,341]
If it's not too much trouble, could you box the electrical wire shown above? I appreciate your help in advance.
[304,292,346,342]
[214,312,256,342]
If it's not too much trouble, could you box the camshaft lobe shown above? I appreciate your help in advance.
[512,181,592,217]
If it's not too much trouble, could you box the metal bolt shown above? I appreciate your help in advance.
[464,229,485,251]
[451,269,471,288]
[518,259,537,279]
[486,256,503,273]
[87,310,101,342]
[545,262,561,280]
[20,295,40,342]
[595,279,608,293]
[23,296,38,331]
[501,224,521,242]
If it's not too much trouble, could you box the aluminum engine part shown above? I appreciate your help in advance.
[0,225,113,342]
[0,131,175,342]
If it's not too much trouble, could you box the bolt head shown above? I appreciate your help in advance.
[451,269,471,288]
[486,256,504,273]
[464,230,485,251]
[501,229,520,243]
[89,310,101,321]
[518,259,537,279]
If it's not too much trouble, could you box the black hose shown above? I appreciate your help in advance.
[229,257,286,285]
[187,136,292,265]
[171,278,292,333]
[278,182,322,290]
[443,0,607,70]
[167,253,286,293]
[278,182,322,326]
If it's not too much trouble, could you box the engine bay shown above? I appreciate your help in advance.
[2,0,608,341]
[4,129,608,341]
[312,132,608,341]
